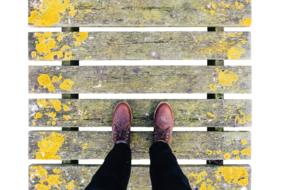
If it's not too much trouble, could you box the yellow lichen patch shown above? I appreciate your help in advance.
[36,132,65,159]
[46,112,57,119]
[60,79,74,91]
[206,149,222,156]
[235,110,251,125]
[30,166,76,190]
[31,51,37,58]
[34,112,43,120]
[37,99,49,108]
[81,143,89,150]
[63,115,72,121]
[28,0,77,26]
[216,68,239,87]
[241,147,251,156]
[234,1,245,10]
[31,33,74,60]
[73,32,89,46]
[52,74,63,83]
[52,168,62,174]
[215,167,249,186]
[66,180,75,190]
[50,99,62,112]
[63,104,70,112]
[224,153,231,160]
[207,112,216,119]
[232,150,240,155]
[37,74,56,93]
[240,17,252,26]
[200,182,215,190]
[227,46,245,59]
[208,84,217,92]
[241,139,248,146]
[142,10,162,21]
[37,74,74,92]
[189,171,208,186]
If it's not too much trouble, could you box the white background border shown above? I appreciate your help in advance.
[1,0,285,189]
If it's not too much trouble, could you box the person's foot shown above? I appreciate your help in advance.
[153,102,174,144]
[112,102,132,144]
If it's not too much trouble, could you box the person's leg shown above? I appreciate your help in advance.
[150,142,191,190]
[85,143,131,190]
[85,102,133,190]
[150,102,191,190]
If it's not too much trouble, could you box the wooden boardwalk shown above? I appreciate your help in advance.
[28,0,252,189]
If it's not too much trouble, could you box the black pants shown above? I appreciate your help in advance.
[85,142,191,190]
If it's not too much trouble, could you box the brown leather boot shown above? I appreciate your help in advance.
[112,102,132,144]
[153,102,174,144]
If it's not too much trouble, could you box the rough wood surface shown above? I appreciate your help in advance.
[28,32,251,60]
[28,0,251,27]
[29,131,251,160]
[29,165,251,190]
[29,99,251,127]
[29,66,251,93]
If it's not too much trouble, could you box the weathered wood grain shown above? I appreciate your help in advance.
[29,66,251,93]
[29,99,251,127]
[29,131,251,160]
[29,165,251,190]
[28,32,251,60]
[28,0,251,27]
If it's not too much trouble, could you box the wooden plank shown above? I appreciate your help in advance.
[29,165,251,190]
[29,66,251,93]
[29,131,251,160]
[28,32,251,60]
[29,99,251,127]
[28,0,251,27]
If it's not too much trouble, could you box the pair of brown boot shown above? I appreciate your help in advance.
[112,102,174,144]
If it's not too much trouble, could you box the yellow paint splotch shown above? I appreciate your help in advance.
[216,68,239,87]
[29,0,77,26]
[36,132,65,159]
[215,167,249,187]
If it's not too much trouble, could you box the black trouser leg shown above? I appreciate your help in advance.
[149,142,192,190]
[85,143,131,190]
